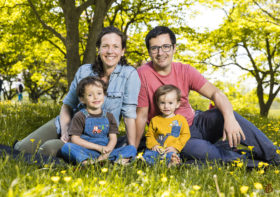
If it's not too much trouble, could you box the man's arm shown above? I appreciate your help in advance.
[135,107,148,149]
[198,82,246,147]
[59,104,72,143]
[124,118,136,147]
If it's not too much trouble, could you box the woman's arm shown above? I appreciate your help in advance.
[59,104,73,143]
[71,135,103,152]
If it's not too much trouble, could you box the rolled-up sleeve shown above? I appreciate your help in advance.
[121,69,141,119]
[63,68,81,109]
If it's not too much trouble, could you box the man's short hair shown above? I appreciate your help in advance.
[154,84,181,104]
[145,26,176,50]
[76,76,107,98]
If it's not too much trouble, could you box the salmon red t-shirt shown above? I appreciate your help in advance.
[137,62,207,126]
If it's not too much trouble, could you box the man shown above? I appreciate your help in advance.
[16,78,24,102]
[136,26,279,164]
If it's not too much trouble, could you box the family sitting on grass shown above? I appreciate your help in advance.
[13,26,280,167]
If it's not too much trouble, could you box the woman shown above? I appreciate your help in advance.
[14,26,141,157]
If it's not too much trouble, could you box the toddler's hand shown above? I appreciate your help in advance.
[152,145,165,154]
[165,146,178,154]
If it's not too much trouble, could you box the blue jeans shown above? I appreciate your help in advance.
[61,143,137,163]
[18,93,22,101]
[142,149,176,165]
[181,109,277,162]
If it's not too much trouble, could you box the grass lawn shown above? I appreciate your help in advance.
[0,102,279,196]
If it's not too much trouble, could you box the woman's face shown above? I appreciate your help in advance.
[99,33,125,70]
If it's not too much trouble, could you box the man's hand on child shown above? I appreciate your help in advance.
[60,133,70,143]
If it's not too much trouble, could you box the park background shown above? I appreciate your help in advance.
[0,0,280,196]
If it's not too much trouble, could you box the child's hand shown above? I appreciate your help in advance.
[165,146,178,154]
[102,146,113,154]
[98,153,110,161]
[152,145,165,154]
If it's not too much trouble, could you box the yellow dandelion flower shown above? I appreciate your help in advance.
[273,142,278,146]
[237,162,243,168]
[44,164,49,168]
[275,170,279,174]
[137,170,143,175]
[258,162,264,168]
[101,168,108,173]
[60,170,66,174]
[51,176,60,183]
[248,146,254,151]
[99,180,106,185]
[276,150,280,155]
[229,171,234,175]
[258,170,265,174]
[161,177,168,183]
[240,186,249,194]
[254,182,263,190]
[136,152,143,159]
[161,191,170,197]
[30,138,35,143]
[241,151,246,155]
[64,176,72,182]
[192,185,201,191]
[263,162,269,167]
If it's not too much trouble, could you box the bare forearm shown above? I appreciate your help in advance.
[124,118,136,146]
[135,107,148,149]
[212,91,234,119]
[59,104,72,135]
[71,136,103,152]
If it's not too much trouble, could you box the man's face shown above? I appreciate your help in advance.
[148,34,176,71]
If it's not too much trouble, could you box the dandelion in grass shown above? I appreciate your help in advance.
[60,170,66,174]
[161,176,168,183]
[254,182,263,190]
[192,185,201,191]
[248,146,254,151]
[137,170,143,175]
[229,171,234,175]
[276,150,280,155]
[64,176,72,182]
[258,162,264,168]
[241,151,246,155]
[136,152,143,159]
[99,180,106,185]
[257,170,264,174]
[30,138,35,143]
[51,176,60,183]
[237,162,243,168]
[240,186,249,194]
[275,170,279,174]
[161,191,170,197]
[101,168,108,173]
[273,142,278,146]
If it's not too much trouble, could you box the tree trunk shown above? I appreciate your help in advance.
[83,0,115,64]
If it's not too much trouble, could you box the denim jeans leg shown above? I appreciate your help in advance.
[143,150,160,165]
[61,143,100,163]
[181,109,243,162]
[181,109,277,162]
[233,111,277,161]
[109,145,137,161]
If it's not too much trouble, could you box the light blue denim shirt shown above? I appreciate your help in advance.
[55,63,141,134]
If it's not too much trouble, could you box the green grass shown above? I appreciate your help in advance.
[0,102,280,196]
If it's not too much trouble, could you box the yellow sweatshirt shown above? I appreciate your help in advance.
[145,114,191,152]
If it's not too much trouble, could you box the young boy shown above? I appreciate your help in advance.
[61,76,136,165]
[142,85,191,166]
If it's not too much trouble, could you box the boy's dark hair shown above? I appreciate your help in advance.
[93,26,128,77]
[154,84,181,104]
[145,26,176,50]
[76,76,107,98]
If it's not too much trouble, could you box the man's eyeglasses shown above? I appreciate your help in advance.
[149,44,173,54]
